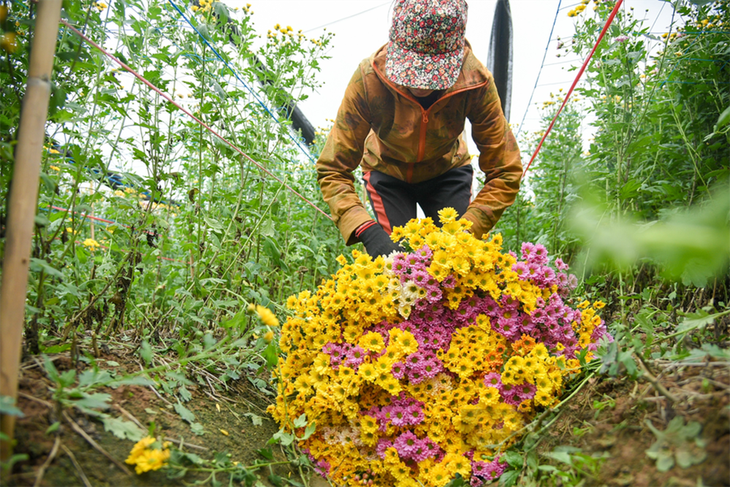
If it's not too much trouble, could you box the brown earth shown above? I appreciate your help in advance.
[3,350,302,487]
[526,361,730,487]
[2,348,729,487]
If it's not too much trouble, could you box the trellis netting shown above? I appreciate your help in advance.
[269,210,610,487]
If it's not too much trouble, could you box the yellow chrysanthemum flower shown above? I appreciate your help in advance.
[249,304,279,327]
[82,238,101,250]
[125,437,170,475]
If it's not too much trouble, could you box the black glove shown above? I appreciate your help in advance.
[358,224,402,258]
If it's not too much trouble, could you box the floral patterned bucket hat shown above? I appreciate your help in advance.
[386,0,468,90]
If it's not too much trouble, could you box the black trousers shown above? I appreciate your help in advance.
[363,164,473,234]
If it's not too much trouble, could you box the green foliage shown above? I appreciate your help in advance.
[645,416,707,472]
[2,1,729,485]
[494,3,729,485]
[499,103,584,256]
[0,395,24,417]
[0,0,342,355]
[101,415,146,441]
[500,0,730,282]
[570,181,729,287]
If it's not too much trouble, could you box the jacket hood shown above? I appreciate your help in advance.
[369,40,490,97]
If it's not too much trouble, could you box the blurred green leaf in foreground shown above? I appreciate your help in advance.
[569,179,730,287]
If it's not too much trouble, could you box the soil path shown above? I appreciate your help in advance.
[5,351,729,486]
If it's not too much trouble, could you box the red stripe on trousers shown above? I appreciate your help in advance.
[363,171,392,234]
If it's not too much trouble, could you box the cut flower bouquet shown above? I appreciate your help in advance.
[269,210,610,486]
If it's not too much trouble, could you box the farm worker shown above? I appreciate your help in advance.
[316,0,522,257]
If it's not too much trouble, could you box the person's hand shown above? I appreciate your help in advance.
[358,223,402,258]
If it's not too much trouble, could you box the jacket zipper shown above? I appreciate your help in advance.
[372,63,489,182]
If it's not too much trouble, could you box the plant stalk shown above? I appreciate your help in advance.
[0,0,63,461]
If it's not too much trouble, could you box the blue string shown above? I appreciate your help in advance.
[659,80,730,85]
[683,57,725,63]
[678,30,730,35]
[166,0,316,163]
[559,2,581,11]
[660,35,702,87]
[144,26,274,108]
[515,0,562,139]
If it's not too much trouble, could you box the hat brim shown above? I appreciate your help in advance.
[385,40,464,90]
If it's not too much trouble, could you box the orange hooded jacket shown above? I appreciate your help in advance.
[316,42,523,245]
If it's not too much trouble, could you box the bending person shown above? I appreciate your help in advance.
[316,0,522,257]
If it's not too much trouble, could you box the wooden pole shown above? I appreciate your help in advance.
[0,0,62,461]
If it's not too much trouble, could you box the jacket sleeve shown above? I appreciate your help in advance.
[316,66,375,245]
[463,77,523,239]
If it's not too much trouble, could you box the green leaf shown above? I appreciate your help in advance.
[212,1,229,22]
[256,447,274,460]
[178,385,192,402]
[140,340,153,365]
[645,417,707,472]
[59,370,77,388]
[203,333,216,350]
[29,258,65,279]
[180,451,205,465]
[300,422,316,441]
[102,415,145,441]
[292,414,307,429]
[675,447,706,469]
[498,469,520,487]
[655,452,675,472]
[262,342,279,369]
[444,475,466,487]
[191,422,205,436]
[270,429,295,446]
[166,371,194,386]
[43,356,60,384]
[46,421,60,434]
[220,309,247,330]
[542,450,573,466]
[267,473,284,487]
[0,396,24,417]
[503,450,523,468]
[211,80,228,100]
[244,412,263,426]
[716,106,730,131]
[676,309,728,335]
[72,393,112,410]
[34,213,51,227]
[263,237,289,271]
[109,376,156,387]
[1,453,29,472]
[203,215,224,232]
[174,401,196,423]
[78,369,112,388]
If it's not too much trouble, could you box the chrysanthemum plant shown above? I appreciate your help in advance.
[269,209,610,487]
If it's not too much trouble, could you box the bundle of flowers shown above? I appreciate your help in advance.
[268,210,610,487]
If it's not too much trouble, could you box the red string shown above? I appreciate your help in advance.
[59,19,332,221]
[51,205,116,225]
[49,204,159,236]
[522,0,624,178]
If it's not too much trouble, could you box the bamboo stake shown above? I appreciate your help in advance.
[0,0,63,461]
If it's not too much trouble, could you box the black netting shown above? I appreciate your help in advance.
[486,0,513,122]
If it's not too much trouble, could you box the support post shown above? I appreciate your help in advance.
[0,0,63,461]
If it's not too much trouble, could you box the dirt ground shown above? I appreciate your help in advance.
[4,351,302,487]
[3,347,729,487]
[530,362,730,487]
